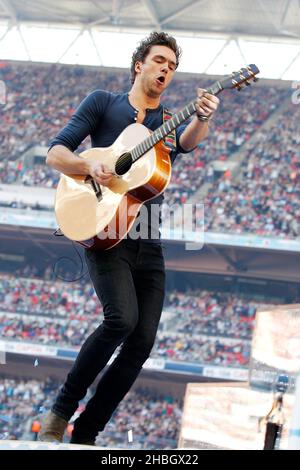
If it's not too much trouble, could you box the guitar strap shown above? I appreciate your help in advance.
[163,107,176,151]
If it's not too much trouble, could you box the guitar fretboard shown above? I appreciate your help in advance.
[131,81,222,162]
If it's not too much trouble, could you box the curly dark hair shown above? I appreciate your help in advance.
[130,31,182,84]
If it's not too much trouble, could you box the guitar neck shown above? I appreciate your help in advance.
[131,80,223,163]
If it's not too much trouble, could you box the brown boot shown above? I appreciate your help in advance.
[38,410,68,443]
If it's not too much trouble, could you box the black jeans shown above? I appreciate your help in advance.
[52,238,165,441]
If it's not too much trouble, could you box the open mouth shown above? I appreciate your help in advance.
[156,75,165,85]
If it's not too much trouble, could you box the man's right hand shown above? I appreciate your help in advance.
[88,162,114,186]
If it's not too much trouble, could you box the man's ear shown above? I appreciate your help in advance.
[135,61,142,74]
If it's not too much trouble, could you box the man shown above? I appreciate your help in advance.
[38,31,219,445]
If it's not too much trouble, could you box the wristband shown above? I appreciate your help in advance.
[197,114,212,122]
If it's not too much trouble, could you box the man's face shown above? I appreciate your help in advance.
[135,45,177,98]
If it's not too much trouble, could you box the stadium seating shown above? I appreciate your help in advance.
[1,61,297,238]
[0,272,278,366]
[0,378,181,449]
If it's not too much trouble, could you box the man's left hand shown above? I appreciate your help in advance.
[195,88,220,120]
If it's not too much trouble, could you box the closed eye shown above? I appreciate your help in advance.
[153,55,176,71]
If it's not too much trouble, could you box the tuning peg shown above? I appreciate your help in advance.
[245,80,251,86]
[253,77,259,82]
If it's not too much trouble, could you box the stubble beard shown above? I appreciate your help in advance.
[144,76,163,99]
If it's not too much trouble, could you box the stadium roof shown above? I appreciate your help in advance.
[1,0,300,39]
[0,0,299,79]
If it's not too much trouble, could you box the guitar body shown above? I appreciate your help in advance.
[55,123,172,250]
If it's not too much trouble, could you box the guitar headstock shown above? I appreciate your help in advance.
[221,64,260,91]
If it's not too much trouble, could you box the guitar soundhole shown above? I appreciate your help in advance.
[115,152,133,176]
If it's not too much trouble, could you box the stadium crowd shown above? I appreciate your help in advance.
[0,62,290,212]
[0,273,279,366]
[204,101,300,239]
[0,378,57,441]
[0,378,181,448]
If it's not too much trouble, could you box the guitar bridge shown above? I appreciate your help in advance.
[85,176,103,202]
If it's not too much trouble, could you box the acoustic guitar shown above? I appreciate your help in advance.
[55,65,259,250]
